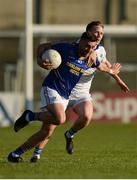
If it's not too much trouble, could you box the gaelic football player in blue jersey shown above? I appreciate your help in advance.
[7,32,100,162]
[29,21,129,162]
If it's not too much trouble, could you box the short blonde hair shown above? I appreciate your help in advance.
[86,21,104,32]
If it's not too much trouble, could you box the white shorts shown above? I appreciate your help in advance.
[68,92,93,108]
[40,86,69,111]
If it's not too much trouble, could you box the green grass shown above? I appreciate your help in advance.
[0,122,137,178]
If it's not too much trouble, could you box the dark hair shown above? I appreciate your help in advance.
[86,21,104,31]
[80,32,97,41]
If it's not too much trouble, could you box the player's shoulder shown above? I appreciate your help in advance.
[96,44,105,50]
[96,44,106,53]
[52,42,73,49]
[51,42,75,58]
[95,44,106,61]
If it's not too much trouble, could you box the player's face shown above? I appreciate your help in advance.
[87,25,104,44]
[79,39,97,58]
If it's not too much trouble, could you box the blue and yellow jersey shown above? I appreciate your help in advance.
[42,42,100,99]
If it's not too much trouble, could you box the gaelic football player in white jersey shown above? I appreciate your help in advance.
[64,21,129,155]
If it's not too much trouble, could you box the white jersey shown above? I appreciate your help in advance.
[69,45,106,103]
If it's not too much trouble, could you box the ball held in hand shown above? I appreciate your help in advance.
[42,49,62,69]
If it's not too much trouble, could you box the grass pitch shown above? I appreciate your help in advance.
[0,122,137,179]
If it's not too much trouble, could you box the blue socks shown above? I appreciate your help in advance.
[66,128,77,138]
[12,147,42,158]
[12,148,24,157]
[33,147,42,156]
[25,111,35,122]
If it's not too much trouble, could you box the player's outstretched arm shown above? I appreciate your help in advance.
[98,61,130,93]
[106,61,130,92]
[111,74,130,93]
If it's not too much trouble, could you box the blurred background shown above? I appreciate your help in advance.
[0,0,137,126]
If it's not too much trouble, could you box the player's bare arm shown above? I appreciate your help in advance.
[103,59,130,92]
[111,74,130,92]
[98,60,130,92]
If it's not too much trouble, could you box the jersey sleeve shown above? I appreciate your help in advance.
[97,45,107,62]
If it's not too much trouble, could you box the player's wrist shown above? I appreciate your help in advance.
[109,69,113,74]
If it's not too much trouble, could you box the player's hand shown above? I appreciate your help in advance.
[41,60,55,70]
[109,63,121,75]
[119,81,130,92]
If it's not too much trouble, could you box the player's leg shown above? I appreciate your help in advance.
[14,86,67,132]
[7,103,66,163]
[30,124,57,162]
[14,110,54,132]
[8,122,51,163]
[8,87,69,163]
[30,88,69,162]
[71,100,93,130]
[65,100,93,154]
[14,104,66,132]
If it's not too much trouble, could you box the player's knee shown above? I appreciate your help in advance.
[55,114,66,125]
[55,118,66,125]
[82,114,92,126]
